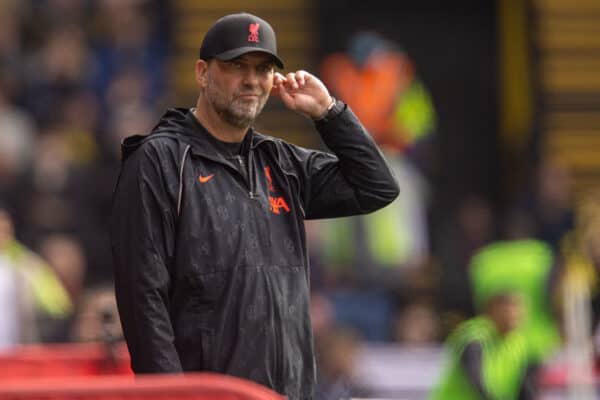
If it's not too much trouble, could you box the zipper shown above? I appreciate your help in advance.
[188,150,253,198]
[188,133,273,200]
[235,155,254,199]
[247,151,255,199]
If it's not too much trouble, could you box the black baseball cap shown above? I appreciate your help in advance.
[199,13,284,69]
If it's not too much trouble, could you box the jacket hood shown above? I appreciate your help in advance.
[121,108,193,161]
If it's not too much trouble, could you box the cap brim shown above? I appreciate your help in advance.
[215,47,284,69]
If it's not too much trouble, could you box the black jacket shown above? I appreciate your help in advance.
[110,103,399,399]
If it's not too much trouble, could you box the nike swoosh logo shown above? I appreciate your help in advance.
[198,174,214,183]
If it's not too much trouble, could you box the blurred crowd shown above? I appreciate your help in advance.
[1,1,599,398]
[0,0,168,344]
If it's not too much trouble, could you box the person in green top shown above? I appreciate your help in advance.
[470,239,561,363]
[430,290,537,400]
[0,206,72,343]
[431,239,559,400]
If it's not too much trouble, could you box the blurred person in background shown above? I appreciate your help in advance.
[394,299,440,345]
[111,12,398,399]
[532,158,574,250]
[23,24,94,124]
[435,195,495,334]
[430,289,535,400]
[431,239,561,399]
[0,86,36,214]
[0,206,72,344]
[314,327,363,400]
[71,285,121,343]
[310,292,335,339]
[469,240,561,366]
[0,1,29,107]
[511,157,574,251]
[38,233,87,341]
[90,0,167,109]
[556,193,600,364]
[317,31,435,342]
[17,128,83,246]
[0,206,33,347]
[582,204,600,326]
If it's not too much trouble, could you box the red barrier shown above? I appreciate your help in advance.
[538,361,599,387]
[0,342,132,378]
[0,344,285,399]
[0,373,285,399]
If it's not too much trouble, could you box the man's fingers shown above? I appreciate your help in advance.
[296,70,307,87]
[277,84,295,108]
[275,71,314,90]
[285,72,299,90]
[273,72,286,86]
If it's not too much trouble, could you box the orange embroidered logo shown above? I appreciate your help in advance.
[269,196,290,214]
[198,174,214,183]
[264,166,275,192]
[264,166,290,214]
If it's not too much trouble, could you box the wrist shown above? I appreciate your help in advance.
[314,98,345,125]
[313,96,336,120]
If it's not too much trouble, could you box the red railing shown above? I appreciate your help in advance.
[0,342,132,378]
[0,343,284,400]
[0,373,285,400]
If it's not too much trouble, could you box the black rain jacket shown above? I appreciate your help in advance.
[110,104,399,400]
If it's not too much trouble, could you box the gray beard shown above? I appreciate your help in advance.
[216,102,257,129]
[206,82,268,129]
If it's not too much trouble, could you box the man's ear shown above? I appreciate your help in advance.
[195,60,208,88]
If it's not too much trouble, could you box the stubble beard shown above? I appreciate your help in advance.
[206,81,269,129]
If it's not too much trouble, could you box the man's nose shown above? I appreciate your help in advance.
[242,67,259,85]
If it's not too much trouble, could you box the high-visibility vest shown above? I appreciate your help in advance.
[470,239,561,361]
[3,239,72,318]
[430,317,529,400]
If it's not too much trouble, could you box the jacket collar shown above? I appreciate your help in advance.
[152,108,274,160]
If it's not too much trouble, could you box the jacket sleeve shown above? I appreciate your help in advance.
[284,102,400,219]
[110,142,182,373]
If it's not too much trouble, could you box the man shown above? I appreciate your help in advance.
[110,12,399,400]
[469,240,560,363]
[430,290,534,400]
[430,243,545,400]
[0,206,72,344]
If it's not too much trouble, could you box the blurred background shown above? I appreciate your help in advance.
[0,0,599,399]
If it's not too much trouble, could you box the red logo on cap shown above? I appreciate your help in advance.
[248,23,260,43]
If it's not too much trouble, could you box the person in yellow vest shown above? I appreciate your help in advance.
[431,239,561,399]
[316,32,434,341]
[470,240,561,363]
[0,206,72,343]
[430,289,537,400]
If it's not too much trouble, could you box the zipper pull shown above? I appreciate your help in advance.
[236,155,245,167]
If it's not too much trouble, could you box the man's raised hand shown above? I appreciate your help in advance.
[271,70,333,120]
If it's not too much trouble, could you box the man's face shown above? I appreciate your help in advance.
[203,52,275,129]
[487,293,525,335]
